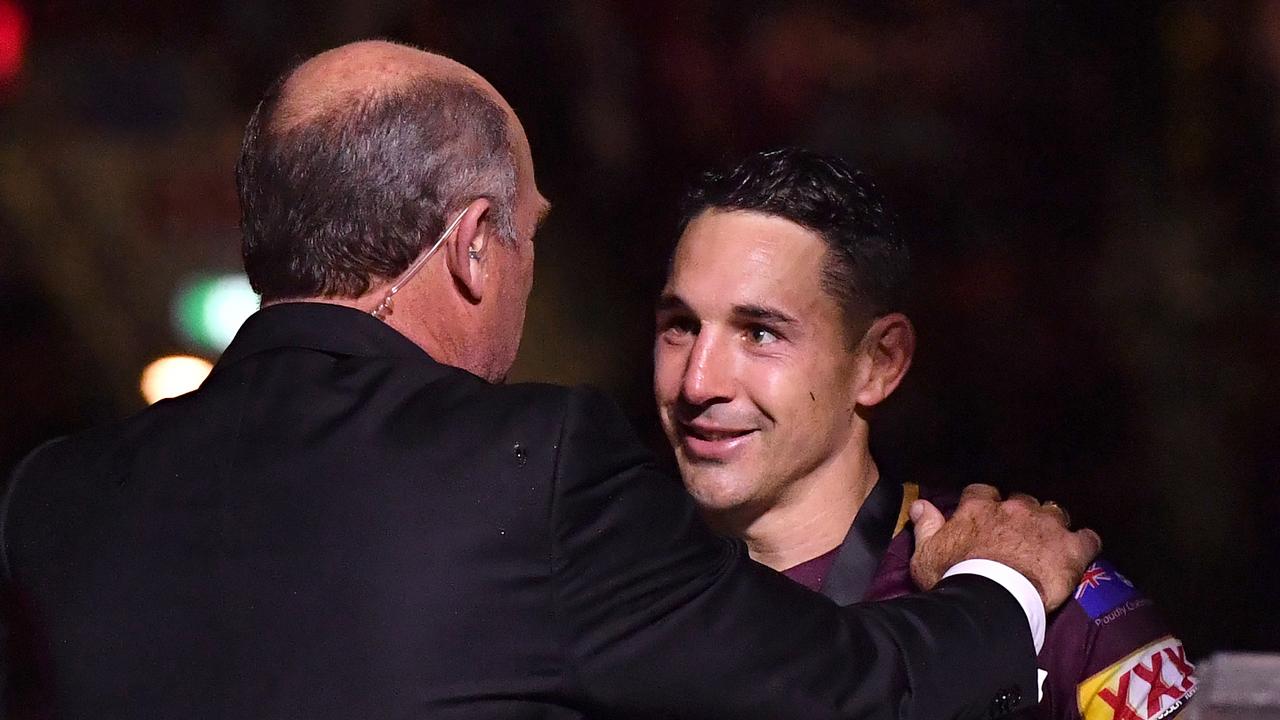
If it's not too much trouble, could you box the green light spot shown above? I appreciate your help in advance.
[173,274,259,352]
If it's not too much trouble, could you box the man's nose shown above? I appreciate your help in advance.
[681,332,734,406]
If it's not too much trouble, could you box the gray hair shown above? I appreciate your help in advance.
[237,73,518,301]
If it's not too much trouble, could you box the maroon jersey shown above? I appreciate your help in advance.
[782,481,1197,720]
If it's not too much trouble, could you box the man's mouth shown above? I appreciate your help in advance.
[677,421,757,460]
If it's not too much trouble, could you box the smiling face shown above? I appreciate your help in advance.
[654,209,868,520]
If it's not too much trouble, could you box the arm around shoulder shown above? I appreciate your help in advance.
[546,386,1039,719]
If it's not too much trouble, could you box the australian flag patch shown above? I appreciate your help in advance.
[1074,558,1141,619]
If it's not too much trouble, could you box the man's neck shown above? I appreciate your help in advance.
[736,447,880,573]
[276,292,468,368]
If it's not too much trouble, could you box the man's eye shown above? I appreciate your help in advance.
[658,317,697,339]
[746,327,779,345]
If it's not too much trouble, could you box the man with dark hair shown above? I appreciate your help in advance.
[3,43,1098,719]
[655,147,1197,720]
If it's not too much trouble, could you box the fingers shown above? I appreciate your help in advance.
[1006,492,1040,511]
[908,499,948,591]
[961,485,1067,524]
[910,500,946,547]
[975,486,1073,528]
[1072,527,1102,565]
[1043,528,1104,612]
[1041,500,1070,527]
[959,483,1001,503]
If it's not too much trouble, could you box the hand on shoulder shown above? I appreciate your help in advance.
[909,483,1101,612]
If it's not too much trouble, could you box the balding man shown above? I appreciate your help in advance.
[0,42,1098,719]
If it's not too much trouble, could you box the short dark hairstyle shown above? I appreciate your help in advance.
[237,71,517,301]
[679,148,909,337]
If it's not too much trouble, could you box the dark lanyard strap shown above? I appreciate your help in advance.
[820,478,904,606]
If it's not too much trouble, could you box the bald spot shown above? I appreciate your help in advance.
[273,40,511,135]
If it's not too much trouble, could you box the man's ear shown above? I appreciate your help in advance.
[854,312,916,407]
[444,197,495,303]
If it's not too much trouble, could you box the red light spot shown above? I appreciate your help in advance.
[0,0,29,86]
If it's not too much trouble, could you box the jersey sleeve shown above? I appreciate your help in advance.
[1038,558,1197,720]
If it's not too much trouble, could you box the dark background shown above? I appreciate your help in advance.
[1,0,1276,657]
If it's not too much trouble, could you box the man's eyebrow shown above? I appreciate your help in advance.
[535,200,552,229]
[655,293,690,313]
[732,304,796,326]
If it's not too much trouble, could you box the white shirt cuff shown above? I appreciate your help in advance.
[943,559,1046,653]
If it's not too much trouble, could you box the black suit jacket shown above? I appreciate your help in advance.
[1,302,1036,719]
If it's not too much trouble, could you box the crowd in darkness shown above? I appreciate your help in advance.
[1,0,1277,653]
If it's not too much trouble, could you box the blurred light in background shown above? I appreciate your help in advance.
[139,355,213,405]
[0,0,27,87]
[173,274,259,352]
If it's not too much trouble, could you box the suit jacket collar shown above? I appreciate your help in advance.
[820,476,904,606]
[215,301,439,370]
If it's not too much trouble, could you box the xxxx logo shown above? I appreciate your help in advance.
[1078,637,1197,720]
